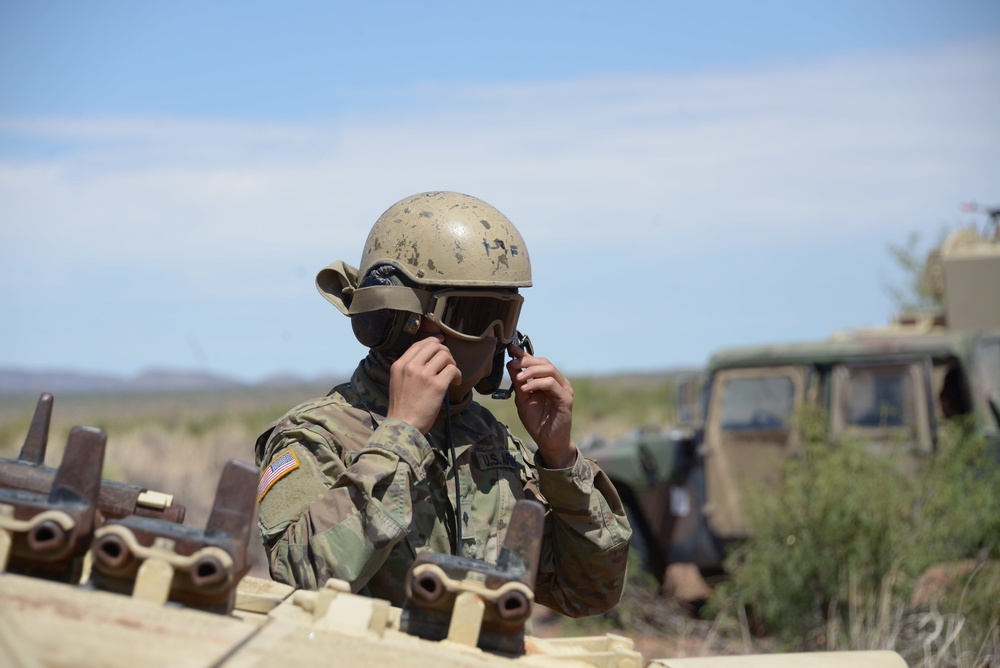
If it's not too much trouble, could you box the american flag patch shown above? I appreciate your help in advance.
[257,450,300,502]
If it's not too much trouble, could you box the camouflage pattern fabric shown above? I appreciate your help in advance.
[255,355,631,617]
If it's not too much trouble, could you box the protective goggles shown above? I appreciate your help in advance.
[424,290,523,343]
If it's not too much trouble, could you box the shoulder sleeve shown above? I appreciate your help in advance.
[255,399,436,591]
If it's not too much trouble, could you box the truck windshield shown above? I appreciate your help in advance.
[719,375,795,430]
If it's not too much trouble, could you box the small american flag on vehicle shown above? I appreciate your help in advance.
[257,450,300,502]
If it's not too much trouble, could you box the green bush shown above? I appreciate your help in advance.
[709,408,1000,657]
[908,419,1000,568]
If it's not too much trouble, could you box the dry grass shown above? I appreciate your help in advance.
[819,568,1000,668]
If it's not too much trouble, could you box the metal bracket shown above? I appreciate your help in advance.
[88,459,257,614]
[0,425,105,583]
[400,499,544,656]
[0,393,186,524]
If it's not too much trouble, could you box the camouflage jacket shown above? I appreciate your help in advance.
[254,357,631,617]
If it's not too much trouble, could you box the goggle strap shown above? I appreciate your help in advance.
[348,285,433,315]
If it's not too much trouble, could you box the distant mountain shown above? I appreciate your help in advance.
[130,369,247,392]
[255,373,339,389]
[0,365,693,397]
[0,367,347,396]
[0,368,244,396]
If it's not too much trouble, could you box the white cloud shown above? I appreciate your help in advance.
[1,36,998,376]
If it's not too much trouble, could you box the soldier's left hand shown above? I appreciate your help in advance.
[506,342,577,469]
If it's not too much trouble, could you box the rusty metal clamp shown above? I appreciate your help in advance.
[401,499,544,656]
[0,425,106,583]
[0,393,186,524]
[89,459,257,614]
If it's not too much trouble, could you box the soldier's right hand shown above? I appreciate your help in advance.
[387,335,462,434]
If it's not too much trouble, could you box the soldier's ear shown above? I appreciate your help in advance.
[350,265,421,354]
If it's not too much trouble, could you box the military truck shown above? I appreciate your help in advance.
[588,223,1000,582]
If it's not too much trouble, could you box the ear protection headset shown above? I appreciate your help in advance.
[351,265,423,356]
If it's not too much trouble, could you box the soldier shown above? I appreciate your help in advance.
[254,191,631,617]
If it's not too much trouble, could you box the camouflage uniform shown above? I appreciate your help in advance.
[255,355,631,617]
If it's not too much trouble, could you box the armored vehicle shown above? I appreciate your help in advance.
[589,223,1000,581]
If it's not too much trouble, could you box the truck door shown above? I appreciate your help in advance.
[703,365,809,539]
[829,360,935,462]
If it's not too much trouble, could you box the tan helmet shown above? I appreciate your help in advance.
[359,191,531,288]
[316,192,531,352]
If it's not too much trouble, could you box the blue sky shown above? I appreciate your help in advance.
[2,1,999,382]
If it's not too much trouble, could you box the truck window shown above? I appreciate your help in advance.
[719,375,795,430]
[831,361,934,455]
[845,367,915,428]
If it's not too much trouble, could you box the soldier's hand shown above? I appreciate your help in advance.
[387,335,462,434]
[507,342,577,469]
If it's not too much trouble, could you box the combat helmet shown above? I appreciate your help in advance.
[316,191,531,355]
